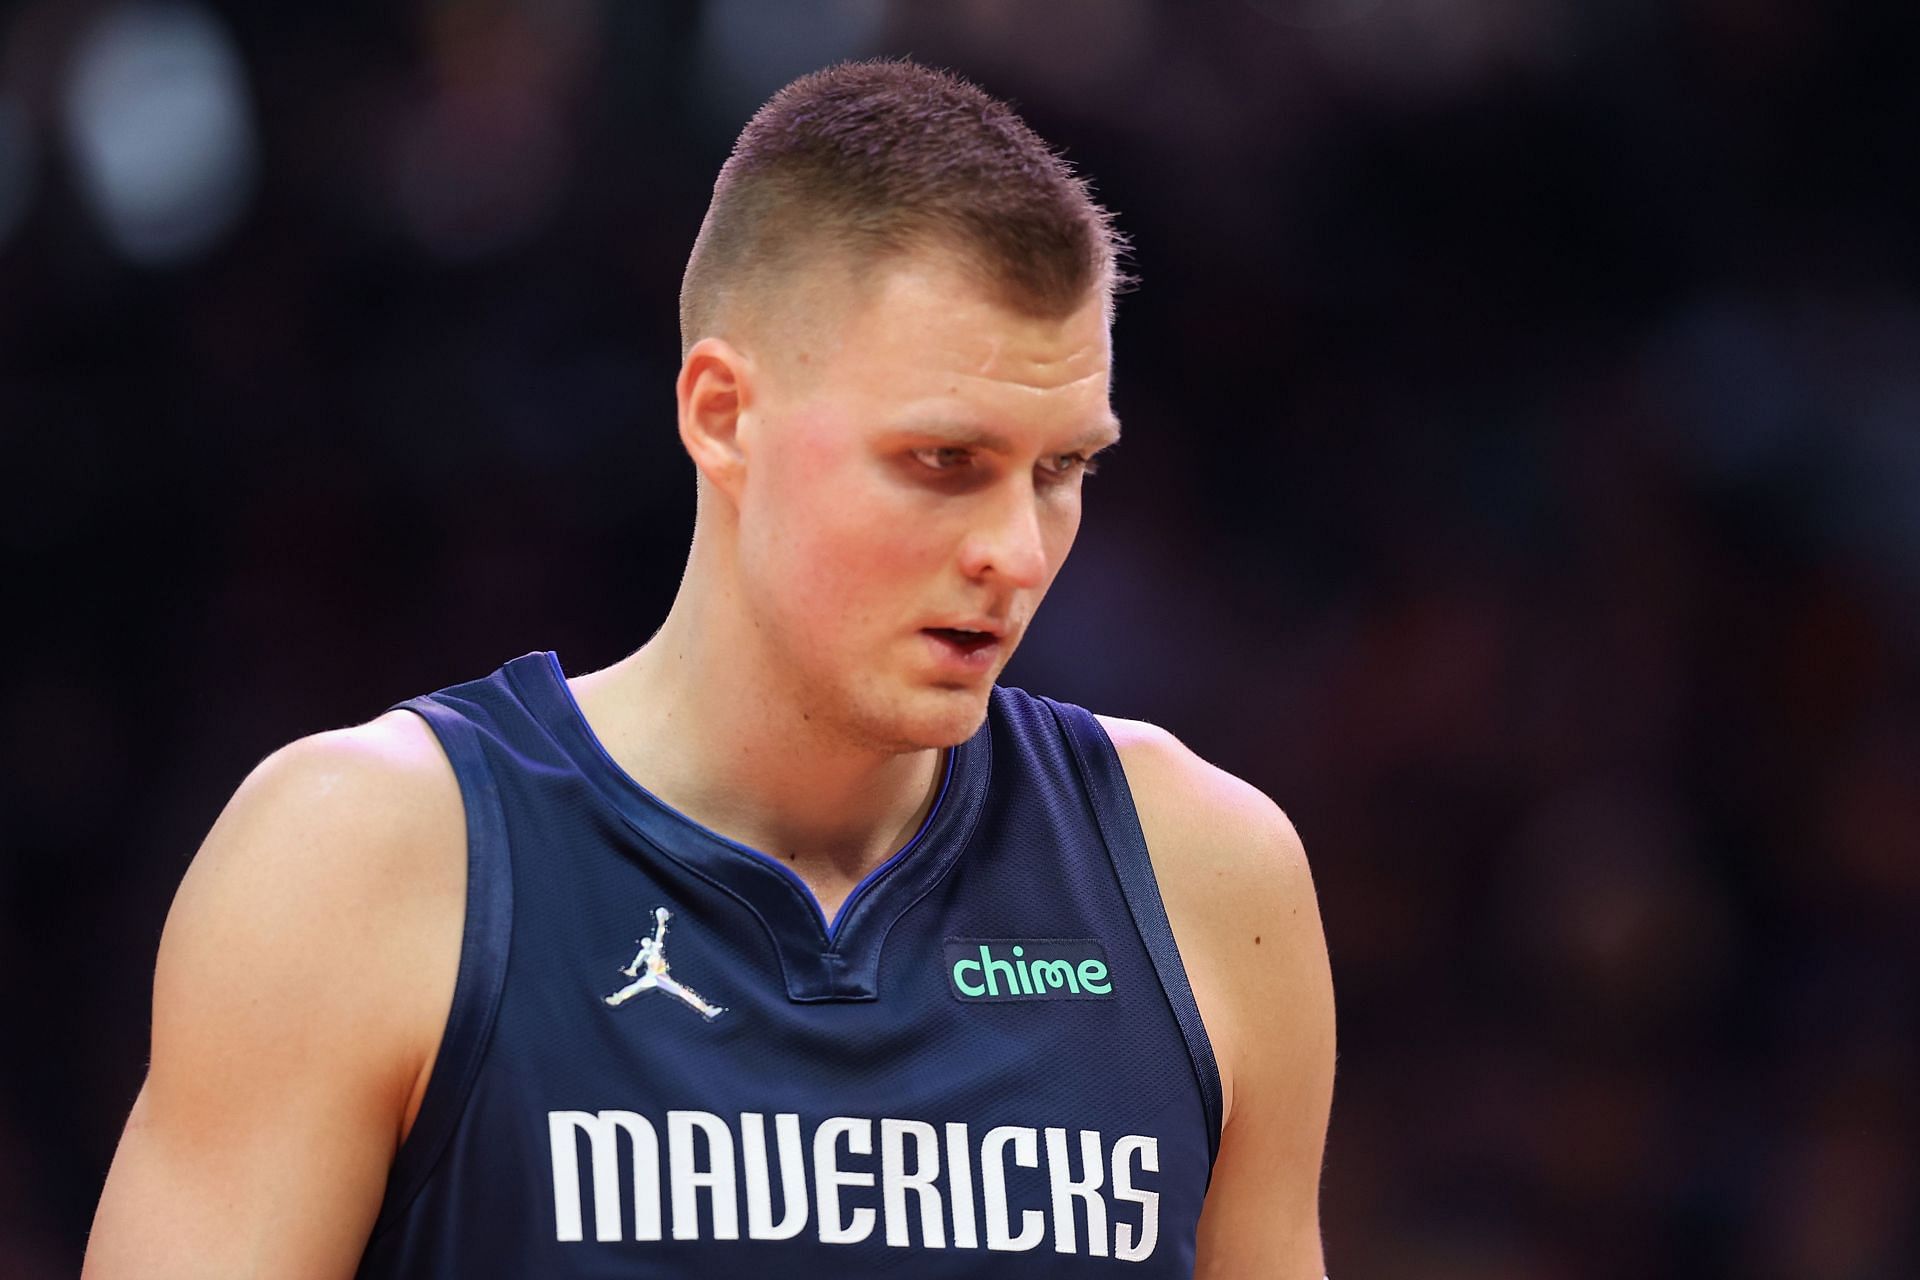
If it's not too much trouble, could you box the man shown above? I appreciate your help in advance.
[86,60,1335,1278]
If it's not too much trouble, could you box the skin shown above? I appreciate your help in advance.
[84,248,1334,1278]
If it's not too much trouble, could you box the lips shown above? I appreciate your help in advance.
[920,624,1008,672]
[924,627,999,654]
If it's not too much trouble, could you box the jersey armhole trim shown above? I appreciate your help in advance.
[1043,697,1225,1170]
[365,695,515,1242]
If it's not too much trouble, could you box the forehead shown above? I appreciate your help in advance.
[796,251,1113,413]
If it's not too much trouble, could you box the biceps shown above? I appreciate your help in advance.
[1190,1106,1327,1279]
[84,1078,394,1279]
[1193,967,1336,1277]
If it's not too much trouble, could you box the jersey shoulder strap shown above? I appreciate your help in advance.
[369,688,517,1238]
[1039,695,1224,1165]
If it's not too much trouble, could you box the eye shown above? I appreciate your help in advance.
[912,446,974,471]
[1039,451,1100,480]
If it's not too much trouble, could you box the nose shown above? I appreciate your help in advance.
[958,477,1050,588]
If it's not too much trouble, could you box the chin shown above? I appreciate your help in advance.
[866,684,993,753]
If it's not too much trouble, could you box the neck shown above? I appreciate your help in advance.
[568,546,946,919]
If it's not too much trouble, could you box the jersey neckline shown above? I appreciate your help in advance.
[504,650,994,1001]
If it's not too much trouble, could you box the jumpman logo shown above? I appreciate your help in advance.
[603,907,727,1021]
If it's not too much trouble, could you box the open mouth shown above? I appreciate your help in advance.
[924,627,999,656]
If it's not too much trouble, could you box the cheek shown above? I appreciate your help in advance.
[1032,494,1084,588]
[1046,496,1083,559]
[748,431,939,619]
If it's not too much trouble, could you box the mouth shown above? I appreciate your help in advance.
[920,626,1006,672]
[924,627,999,653]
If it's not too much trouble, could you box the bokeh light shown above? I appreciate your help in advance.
[61,1,257,265]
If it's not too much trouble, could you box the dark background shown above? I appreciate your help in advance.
[5,1,1917,1275]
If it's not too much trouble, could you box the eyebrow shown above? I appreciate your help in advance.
[896,415,1123,453]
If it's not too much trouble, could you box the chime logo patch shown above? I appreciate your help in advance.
[944,939,1114,1002]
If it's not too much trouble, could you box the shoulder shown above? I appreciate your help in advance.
[173,709,464,959]
[154,708,467,1129]
[1094,714,1330,1128]
[1094,715,1307,874]
[215,708,463,863]
[1092,715,1316,963]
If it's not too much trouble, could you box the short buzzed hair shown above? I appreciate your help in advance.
[679,59,1127,357]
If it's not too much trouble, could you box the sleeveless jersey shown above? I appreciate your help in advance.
[354,651,1222,1277]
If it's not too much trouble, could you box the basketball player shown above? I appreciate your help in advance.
[85,61,1335,1277]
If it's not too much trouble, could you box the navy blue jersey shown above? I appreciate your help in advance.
[354,651,1222,1277]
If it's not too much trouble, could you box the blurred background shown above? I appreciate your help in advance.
[4,0,1918,1275]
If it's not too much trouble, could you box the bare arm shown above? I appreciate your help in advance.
[1104,717,1337,1279]
[84,712,465,1280]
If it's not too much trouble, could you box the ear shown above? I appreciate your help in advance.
[676,337,754,502]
